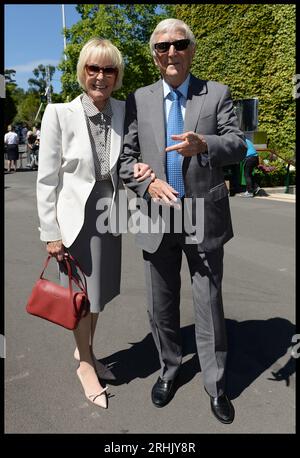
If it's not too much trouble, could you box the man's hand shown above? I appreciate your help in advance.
[46,240,65,262]
[147,178,178,205]
[165,131,207,157]
[134,162,156,182]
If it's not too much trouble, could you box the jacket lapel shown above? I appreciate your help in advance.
[110,98,124,170]
[184,75,207,132]
[68,95,95,177]
[148,81,166,163]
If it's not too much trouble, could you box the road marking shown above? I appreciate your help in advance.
[6,371,30,383]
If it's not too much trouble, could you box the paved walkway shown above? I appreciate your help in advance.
[235,186,295,203]
[4,170,296,438]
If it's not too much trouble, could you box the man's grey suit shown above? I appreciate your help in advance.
[119,74,246,397]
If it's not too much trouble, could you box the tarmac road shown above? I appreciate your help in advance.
[4,170,295,436]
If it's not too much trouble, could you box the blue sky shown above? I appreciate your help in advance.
[5,4,81,93]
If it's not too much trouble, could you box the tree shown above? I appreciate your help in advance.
[51,93,64,103]
[14,93,41,127]
[59,4,169,100]
[4,85,17,130]
[4,66,62,129]
[5,69,16,84]
[4,68,18,129]
[7,83,25,106]
[172,4,295,162]
[28,64,56,95]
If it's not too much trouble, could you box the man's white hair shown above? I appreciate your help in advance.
[149,18,196,56]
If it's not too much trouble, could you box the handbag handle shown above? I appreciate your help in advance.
[39,255,89,304]
[65,253,88,294]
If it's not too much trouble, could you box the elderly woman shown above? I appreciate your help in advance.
[36,38,153,408]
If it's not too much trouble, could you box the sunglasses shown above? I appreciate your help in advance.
[154,39,191,54]
[85,64,118,77]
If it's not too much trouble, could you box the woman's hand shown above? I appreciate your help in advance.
[46,240,65,262]
[134,162,156,182]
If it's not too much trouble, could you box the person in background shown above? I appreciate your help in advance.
[21,123,28,144]
[240,138,260,197]
[33,123,41,141]
[225,162,241,196]
[26,130,38,169]
[4,125,19,172]
[15,124,23,144]
[119,18,246,424]
[36,37,153,409]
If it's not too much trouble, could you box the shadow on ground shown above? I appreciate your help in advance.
[4,168,37,174]
[100,317,295,399]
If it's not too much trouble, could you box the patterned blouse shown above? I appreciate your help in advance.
[81,92,112,181]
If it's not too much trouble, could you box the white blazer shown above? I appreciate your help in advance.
[36,94,125,248]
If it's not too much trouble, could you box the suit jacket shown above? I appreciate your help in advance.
[37,94,125,248]
[118,74,247,253]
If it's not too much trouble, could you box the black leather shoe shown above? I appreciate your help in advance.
[151,376,177,408]
[210,393,235,424]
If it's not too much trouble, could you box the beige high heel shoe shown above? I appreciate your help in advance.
[76,368,108,409]
[74,348,116,381]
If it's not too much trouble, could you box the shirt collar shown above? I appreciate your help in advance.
[163,74,190,100]
[81,92,112,119]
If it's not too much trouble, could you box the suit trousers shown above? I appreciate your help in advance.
[143,214,227,397]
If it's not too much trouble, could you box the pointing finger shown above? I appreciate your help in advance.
[170,134,185,141]
[165,141,186,152]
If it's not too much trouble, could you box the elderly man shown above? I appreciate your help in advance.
[119,18,246,424]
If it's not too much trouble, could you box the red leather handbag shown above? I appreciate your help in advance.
[26,254,90,330]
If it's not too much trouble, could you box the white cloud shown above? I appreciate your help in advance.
[11,59,59,73]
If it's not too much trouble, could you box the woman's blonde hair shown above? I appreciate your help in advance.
[77,38,124,92]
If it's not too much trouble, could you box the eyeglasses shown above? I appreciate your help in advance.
[154,39,191,54]
[85,64,118,77]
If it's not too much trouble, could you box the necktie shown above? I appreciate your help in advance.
[166,89,185,198]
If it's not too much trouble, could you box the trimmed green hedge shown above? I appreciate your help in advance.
[171,4,296,164]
